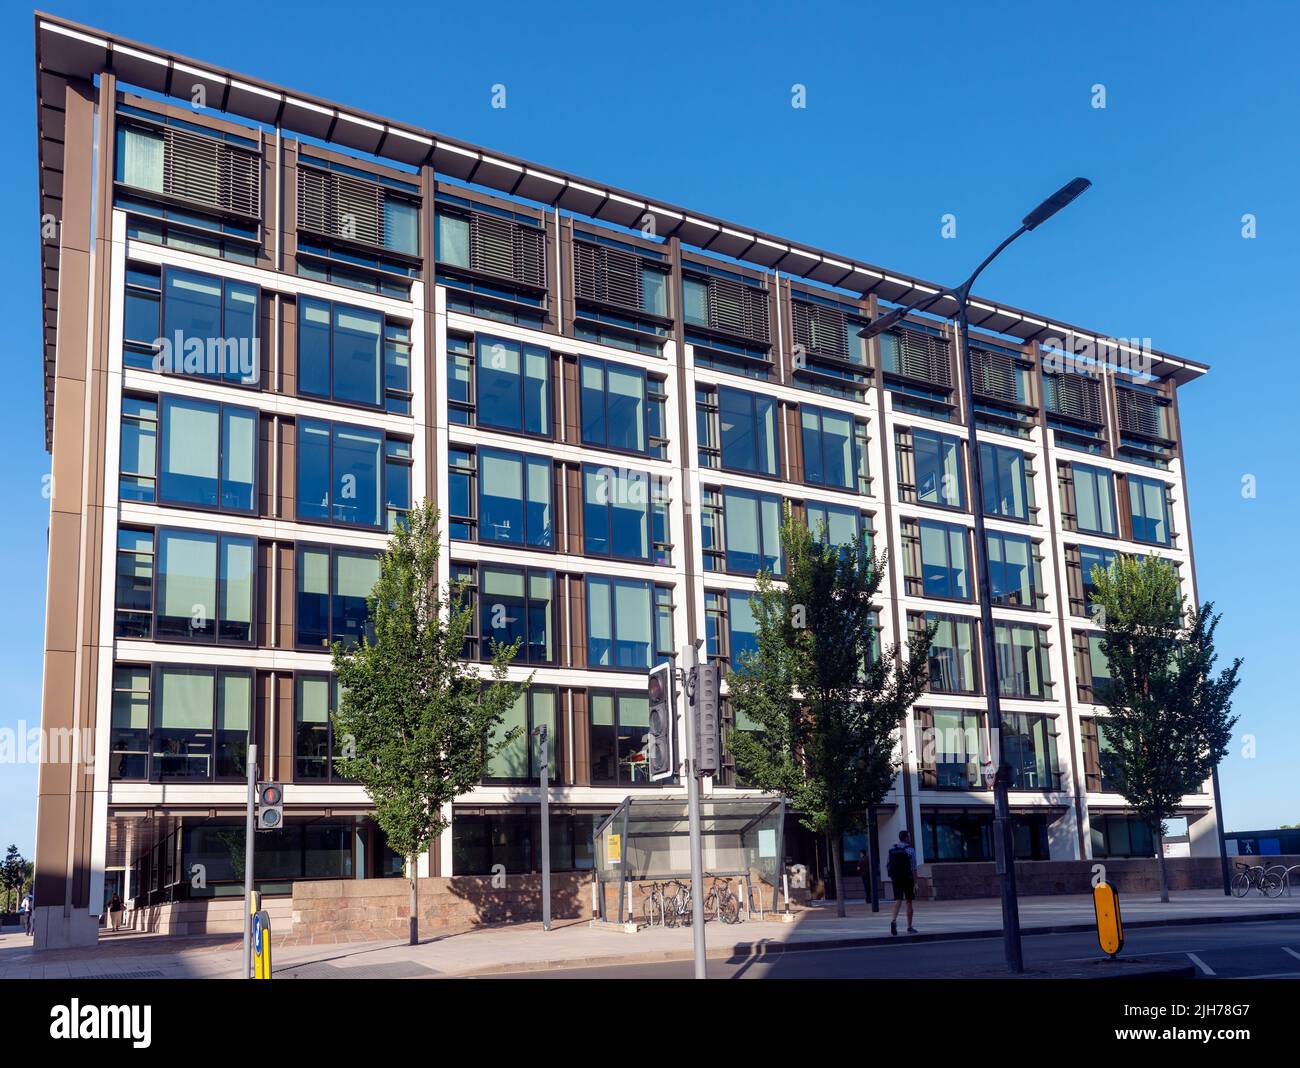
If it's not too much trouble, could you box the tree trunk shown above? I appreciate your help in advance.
[829,830,846,919]
[409,854,419,945]
[867,806,881,913]
[1154,829,1170,903]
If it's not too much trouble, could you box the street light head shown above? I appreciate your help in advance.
[857,305,908,340]
[1021,177,1091,231]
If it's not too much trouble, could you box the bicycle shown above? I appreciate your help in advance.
[704,876,742,924]
[662,879,693,927]
[640,881,671,927]
[1231,862,1284,899]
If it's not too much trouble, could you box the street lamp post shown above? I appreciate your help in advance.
[861,178,1091,974]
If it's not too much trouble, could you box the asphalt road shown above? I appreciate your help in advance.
[479,918,1300,979]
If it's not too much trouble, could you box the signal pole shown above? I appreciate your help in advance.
[534,723,552,931]
[680,643,707,980]
[242,744,257,981]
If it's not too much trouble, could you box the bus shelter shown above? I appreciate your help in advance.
[593,794,787,922]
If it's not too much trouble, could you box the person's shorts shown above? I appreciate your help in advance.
[894,875,915,901]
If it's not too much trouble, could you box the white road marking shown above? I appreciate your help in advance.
[1186,952,1215,975]
[1281,946,1300,963]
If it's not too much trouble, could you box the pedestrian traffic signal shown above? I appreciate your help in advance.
[694,662,720,777]
[647,662,675,781]
[256,782,283,830]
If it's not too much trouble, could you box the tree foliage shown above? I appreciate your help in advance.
[1090,554,1241,900]
[728,513,933,917]
[331,501,526,938]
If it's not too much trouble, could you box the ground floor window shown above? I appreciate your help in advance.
[451,808,612,876]
[1090,813,1156,858]
[919,808,1052,862]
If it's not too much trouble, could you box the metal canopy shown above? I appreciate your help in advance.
[593,793,787,921]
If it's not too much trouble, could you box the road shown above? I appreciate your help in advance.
[478,918,1300,979]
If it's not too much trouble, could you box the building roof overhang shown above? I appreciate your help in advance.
[34,13,1210,449]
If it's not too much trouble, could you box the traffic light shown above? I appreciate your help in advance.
[647,662,675,781]
[256,782,284,830]
[694,662,720,776]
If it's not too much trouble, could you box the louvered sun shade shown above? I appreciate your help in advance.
[791,298,850,361]
[1115,387,1169,438]
[573,240,644,311]
[885,328,952,387]
[163,126,261,218]
[298,166,422,257]
[470,211,546,287]
[1043,371,1104,424]
[970,347,1028,404]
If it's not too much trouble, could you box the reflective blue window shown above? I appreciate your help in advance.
[587,577,654,669]
[719,387,778,475]
[298,298,385,408]
[295,418,386,529]
[580,357,647,453]
[158,396,256,513]
[160,268,259,385]
[476,335,550,435]
[478,448,552,548]
[722,488,782,575]
[583,466,667,562]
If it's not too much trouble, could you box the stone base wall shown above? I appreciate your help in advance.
[291,873,597,938]
[114,895,295,936]
[915,855,1300,901]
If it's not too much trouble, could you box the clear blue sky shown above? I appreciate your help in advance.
[1,1,1295,855]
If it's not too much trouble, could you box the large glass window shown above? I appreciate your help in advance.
[146,665,252,782]
[120,396,158,502]
[917,520,970,601]
[587,577,673,670]
[453,564,555,664]
[910,428,965,509]
[1076,631,1114,704]
[1070,462,1117,536]
[583,466,668,563]
[718,387,780,475]
[296,546,380,650]
[109,666,150,781]
[1077,545,1118,618]
[296,419,406,530]
[295,674,349,782]
[581,357,648,454]
[987,531,1039,609]
[804,501,871,555]
[121,265,258,384]
[1091,814,1155,859]
[158,396,256,513]
[472,448,553,548]
[1004,713,1060,790]
[485,688,557,782]
[929,709,985,789]
[153,528,254,644]
[452,809,612,875]
[476,335,551,436]
[712,487,782,575]
[994,622,1051,699]
[114,528,155,639]
[801,405,867,492]
[917,612,978,694]
[1128,475,1173,545]
[590,691,654,786]
[298,298,386,408]
[980,442,1032,521]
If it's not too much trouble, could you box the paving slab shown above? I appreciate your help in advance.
[1,889,1294,980]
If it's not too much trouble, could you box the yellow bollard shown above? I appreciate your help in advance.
[1093,881,1124,958]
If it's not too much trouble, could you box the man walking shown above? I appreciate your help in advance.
[857,849,872,904]
[19,890,34,936]
[887,829,918,936]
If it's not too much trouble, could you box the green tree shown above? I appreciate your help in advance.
[331,502,525,944]
[728,513,934,918]
[1090,555,1241,902]
[1,845,26,913]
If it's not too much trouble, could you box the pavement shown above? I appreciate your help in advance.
[1,889,1297,979]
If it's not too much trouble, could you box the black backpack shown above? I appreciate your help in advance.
[886,844,912,881]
